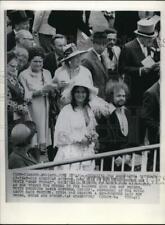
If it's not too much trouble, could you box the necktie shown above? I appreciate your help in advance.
[100,54,106,69]
[108,48,114,60]
[147,47,151,56]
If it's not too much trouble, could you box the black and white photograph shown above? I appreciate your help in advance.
[1,1,165,224]
[6,9,160,171]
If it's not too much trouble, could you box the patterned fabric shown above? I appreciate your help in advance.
[7,74,28,119]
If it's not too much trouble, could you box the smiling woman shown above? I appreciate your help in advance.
[18,46,54,160]
[53,76,98,171]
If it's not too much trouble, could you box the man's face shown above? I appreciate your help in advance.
[54,38,67,57]
[113,89,126,107]
[140,36,155,47]
[20,32,34,49]
[93,40,107,55]
[107,33,117,48]
[15,20,30,31]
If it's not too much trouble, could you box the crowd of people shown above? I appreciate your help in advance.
[7,10,160,171]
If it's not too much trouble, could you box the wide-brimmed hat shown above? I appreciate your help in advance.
[10,121,37,146]
[134,19,157,38]
[63,75,98,102]
[60,43,87,63]
[8,10,30,26]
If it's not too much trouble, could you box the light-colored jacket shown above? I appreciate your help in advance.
[102,46,121,71]
[32,11,56,36]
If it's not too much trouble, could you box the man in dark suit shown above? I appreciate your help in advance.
[119,18,159,107]
[97,80,135,171]
[114,11,139,46]
[8,121,38,169]
[119,19,159,145]
[48,10,91,44]
[141,80,160,171]
[81,30,108,100]
[43,34,67,78]
[7,10,31,51]
[141,80,160,144]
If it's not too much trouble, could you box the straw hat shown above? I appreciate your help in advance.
[60,43,87,62]
[63,75,98,102]
[11,121,36,146]
[134,19,157,38]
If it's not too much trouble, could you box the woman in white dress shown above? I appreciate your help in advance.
[19,47,54,156]
[53,76,98,171]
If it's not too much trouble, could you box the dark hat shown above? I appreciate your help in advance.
[11,120,37,146]
[52,33,66,42]
[92,30,107,40]
[9,10,30,25]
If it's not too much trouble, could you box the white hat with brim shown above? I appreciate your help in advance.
[60,50,87,63]
[62,76,98,102]
[134,19,157,38]
[60,43,87,63]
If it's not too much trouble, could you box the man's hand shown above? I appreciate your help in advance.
[141,66,152,74]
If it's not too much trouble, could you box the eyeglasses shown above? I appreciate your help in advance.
[23,37,34,41]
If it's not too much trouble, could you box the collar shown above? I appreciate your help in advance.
[136,37,146,50]
[115,106,126,114]
[28,67,42,77]
[13,29,18,35]
[92,48,102,60]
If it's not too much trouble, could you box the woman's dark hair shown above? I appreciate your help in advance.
[28,46,45,62]
[71,86,90,110]
[105,79,129,103]
[7,51,17,64]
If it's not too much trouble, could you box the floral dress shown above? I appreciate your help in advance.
[7,73,29,133]
[53,104,98,171]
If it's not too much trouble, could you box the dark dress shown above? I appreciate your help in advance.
[7,73,28,154]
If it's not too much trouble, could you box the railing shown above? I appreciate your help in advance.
[26,144,160,172]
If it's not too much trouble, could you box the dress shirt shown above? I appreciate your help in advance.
[115,106,128,136]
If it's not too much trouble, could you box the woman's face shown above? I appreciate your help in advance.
[30,56,43,72]
[69,55,80,69]
[16,54,28,71]
[7,58,18,76]
[74,86,88,105]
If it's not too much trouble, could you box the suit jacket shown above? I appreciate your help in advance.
[81,49,109,99]
[114,11,139,38]
[43,52,59,78]
[141,81,160,144]
[9,150,37,169]
[7,30,16,51]
[119,38,159,106]
[97,108,135,153]
[48,11,91,38]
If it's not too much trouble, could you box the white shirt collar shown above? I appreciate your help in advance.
[115,106,125,114]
